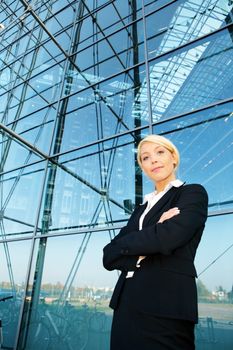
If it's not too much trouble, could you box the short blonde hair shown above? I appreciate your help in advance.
[137,134,180,170]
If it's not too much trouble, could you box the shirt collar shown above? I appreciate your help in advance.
[142,179,184,204]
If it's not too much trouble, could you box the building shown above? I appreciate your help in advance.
[0,0,233,349]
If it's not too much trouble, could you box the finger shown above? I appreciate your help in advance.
[158,208,180,223]
[164,209,180,217]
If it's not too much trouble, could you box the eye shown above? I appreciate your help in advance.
[157,150,164,155]
[142,156,149,161]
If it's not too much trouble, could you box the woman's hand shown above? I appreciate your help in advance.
[158,207,180,223]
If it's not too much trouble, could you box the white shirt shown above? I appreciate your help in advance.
[126,179,184,278]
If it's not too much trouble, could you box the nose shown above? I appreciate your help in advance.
[151,154,158,163]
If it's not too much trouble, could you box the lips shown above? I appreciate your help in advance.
[151,166,163,173]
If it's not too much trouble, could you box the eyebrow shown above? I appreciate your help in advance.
[141,145,163,155]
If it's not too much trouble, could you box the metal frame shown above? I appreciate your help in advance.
[0,0,233,349]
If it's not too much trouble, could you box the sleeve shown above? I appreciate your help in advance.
[107,184,208,257]
[103,214,141,271]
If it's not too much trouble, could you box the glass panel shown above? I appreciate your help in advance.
[0,65,24,94]
[44,8,75,37]
[38,132,145,235]
[0,161,46,239]
[149,27,233,121]
[1,0,233,349]
[195,215,233,349]
[27,66,63,99]
[152,102,233,212]
[0,132,44,172]
[12,106,57,154]
[146,0,233,57]
[52,65,148,153]
[69,1,143,52]
[73,18,145,72]
[144,0,172,13]
[0,239,32,349]
[44,0,79,14]
[18,232,116,350]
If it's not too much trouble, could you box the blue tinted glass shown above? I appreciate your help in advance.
[0,0,233,348]
[195,214,233,349]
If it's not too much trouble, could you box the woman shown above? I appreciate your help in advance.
[103,134,208,350]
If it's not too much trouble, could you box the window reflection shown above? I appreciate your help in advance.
[18,232,116,350]
[148,28,233,122]
[152,105,233,213]
[195,215,233,349]
[0,240,31,349]
[0,161,46,238]
[0,0,233,349]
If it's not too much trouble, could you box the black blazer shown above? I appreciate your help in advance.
[103,184,208,323]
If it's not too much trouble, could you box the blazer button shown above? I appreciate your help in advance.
[121,248,129,254]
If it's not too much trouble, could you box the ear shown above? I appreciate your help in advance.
[171,152,177,167]
[140,165,145,173]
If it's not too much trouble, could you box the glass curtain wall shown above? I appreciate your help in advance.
[0,0,232,349]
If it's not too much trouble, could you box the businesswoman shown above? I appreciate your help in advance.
[103,134,208,350]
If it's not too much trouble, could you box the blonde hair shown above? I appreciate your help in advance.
[137,134,180,170]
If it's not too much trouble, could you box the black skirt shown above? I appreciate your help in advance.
[110,280,195,350]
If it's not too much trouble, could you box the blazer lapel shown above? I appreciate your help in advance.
[142,186,183,227]
[129,202,147,229]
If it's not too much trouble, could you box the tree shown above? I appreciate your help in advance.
[197,279,211,300]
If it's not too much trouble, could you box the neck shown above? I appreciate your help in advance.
[155,176,176,193]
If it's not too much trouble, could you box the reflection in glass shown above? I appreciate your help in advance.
[0,0,233,349]
[37,133,142,235]
[57,63,147,152]
[152,104,233,213]
[18,232,116,350]
[195,215,233,349]
[0,240,32,349]
[149,28,233,122]
[146,0,233,60]
[0,161,46,238]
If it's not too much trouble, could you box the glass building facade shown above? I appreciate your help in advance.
[0,0,233,349]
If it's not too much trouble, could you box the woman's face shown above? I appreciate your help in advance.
[140,142,176,190]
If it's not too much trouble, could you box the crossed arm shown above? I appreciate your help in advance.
[103,207,180,271]
[103,185,208,271]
